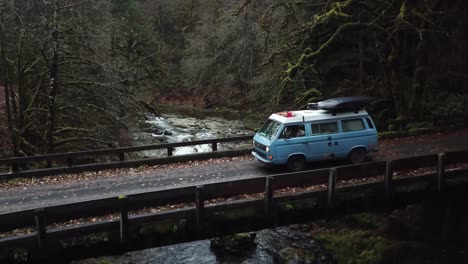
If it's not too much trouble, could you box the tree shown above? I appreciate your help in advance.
[181,0,265,108]
[0,0,163,157]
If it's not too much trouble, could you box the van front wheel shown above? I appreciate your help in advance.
[349,148,367,164]
[287,155,306,171]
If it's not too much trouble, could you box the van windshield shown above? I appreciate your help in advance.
[258,119,281,140]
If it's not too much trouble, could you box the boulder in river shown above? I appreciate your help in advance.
[210,232,257,254]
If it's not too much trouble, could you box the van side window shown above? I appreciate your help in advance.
[342,119,365,132]
[365,117,374,129]
[280,125,305,138]
[311,122,338,134]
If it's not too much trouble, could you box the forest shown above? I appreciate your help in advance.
[1,0,467,158]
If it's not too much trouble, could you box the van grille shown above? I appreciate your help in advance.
[254,141,267,151]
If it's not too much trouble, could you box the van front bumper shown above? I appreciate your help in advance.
[252,150,275,165]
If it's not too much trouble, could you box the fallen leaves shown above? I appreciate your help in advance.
[0,154,255,190]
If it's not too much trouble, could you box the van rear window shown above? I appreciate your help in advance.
[365,117,374,129]
[311,122,338,134]
[342,119,365,132]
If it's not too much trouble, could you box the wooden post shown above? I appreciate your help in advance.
[384,161,394,201]
[437,153,446,193]
[119,153,125,162]
[11,163,19,173]
[119,195,129,244]
[167,147,173,157]
[211,142,218,152]
[327,169,337,208]
[195,186,204,230]
[66,157,73,168]
[264,177,274,219]
[35,208,47,249]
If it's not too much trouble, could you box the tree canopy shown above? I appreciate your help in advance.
[1,0,467,157]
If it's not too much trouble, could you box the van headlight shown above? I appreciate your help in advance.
[266,146,270,152]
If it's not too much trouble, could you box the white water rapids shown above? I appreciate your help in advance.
[134,113,253,157]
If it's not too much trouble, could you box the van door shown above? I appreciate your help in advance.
[307,121,339,161]
[275,124,308,164]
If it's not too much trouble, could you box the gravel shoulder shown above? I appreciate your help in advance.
[1,129,467,214]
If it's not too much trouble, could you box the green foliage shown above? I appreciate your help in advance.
[315,228,388,264]
[345,213,380,229]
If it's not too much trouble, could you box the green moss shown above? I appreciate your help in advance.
[224,207,256,220]
[282,203,295,211]
[96,260,113,264]
[345,213,380,229]
[315,228,388,264]
[210,232,256,253]
[139,218,188,235]
[60,232,111,248]
[278,198,318,212]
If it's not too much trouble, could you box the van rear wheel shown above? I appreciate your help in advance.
[287,155,306,171]
[349,148,367,164]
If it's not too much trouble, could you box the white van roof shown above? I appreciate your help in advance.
[269,109,369,124]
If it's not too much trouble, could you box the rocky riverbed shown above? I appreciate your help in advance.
[73,225,332,264]
[134,112,254,157]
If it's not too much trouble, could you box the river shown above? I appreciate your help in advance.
[133,106,257,157]
[73,225,325,264]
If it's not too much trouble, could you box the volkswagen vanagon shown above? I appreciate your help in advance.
[252,97,378,171]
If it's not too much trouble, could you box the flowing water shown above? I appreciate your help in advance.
[73,226,323,264]
[133,107,257,157]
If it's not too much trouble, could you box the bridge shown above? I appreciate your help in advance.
[0,135,253,179]
[0,147,467,263]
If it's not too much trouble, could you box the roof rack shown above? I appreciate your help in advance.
[307,96,371,113]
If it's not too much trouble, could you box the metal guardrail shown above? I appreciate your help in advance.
[0,149,467,262]
[0,135,254,179]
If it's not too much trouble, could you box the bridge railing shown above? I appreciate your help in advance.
[0,148,467,261]
[0,135,253,179]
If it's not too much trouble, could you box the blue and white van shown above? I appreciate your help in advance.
[252,97,378,171]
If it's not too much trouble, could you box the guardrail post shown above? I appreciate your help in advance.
[327,169,337,208]
[35,208,47,250]
[119,195,129,244]
[66,157,73,168]
[264,177,274,220]
[437,153,446,193]
[384,161,394,201]
[211,142,218,152]
[167,147,174,157]
[195,186,205,230]
[12,163,19,173]
[119,153,125,162]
